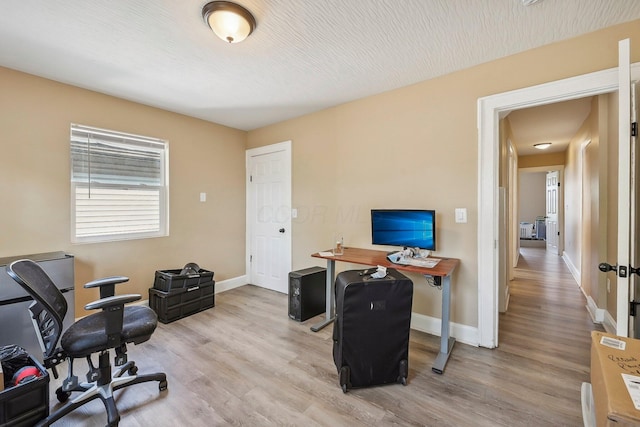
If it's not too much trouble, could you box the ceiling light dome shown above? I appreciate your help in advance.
[533,143,552,150]
[202,1,256,44]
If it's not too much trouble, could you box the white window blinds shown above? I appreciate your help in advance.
[70,124,169,243]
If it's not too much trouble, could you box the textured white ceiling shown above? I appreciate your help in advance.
[0,0,639,131]
[507,97,594,156]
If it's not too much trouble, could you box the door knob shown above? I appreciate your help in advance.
[279,228,285,233]
[598,262,617,273]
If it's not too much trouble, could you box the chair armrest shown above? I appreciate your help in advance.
[84,294,141,311]
[84,294,142,343]
[84,276,129,299]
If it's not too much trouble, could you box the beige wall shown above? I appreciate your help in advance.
[518,152,566,169]
[562,97,601,299]
[564,103,594,282]
[3,19,640,329]
[0,67,247,316]
[248,19,640,328]
[518,172,546,226]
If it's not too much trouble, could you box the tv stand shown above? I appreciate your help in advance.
[311,247,460,374]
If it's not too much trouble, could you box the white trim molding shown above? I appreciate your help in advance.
[585,296,605,324]
[477,61,640,349]
[562,252,581,285]
[411,312,479,347]
[603,310,617,334]
[215,275,247,294]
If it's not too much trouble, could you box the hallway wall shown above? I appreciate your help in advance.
[518,172,546,229]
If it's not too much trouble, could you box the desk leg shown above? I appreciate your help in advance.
[311,259,335,332]
[432,274,455,374]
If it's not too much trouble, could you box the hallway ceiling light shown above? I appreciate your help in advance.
[533,143,552,150]
[202,1,256,44]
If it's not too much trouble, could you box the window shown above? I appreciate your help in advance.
[70,124,169,243]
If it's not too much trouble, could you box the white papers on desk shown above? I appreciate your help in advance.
[622,374,640,410]
[318,251,334,257]
[387,251,440,268]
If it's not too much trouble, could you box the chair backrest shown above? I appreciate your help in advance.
[7,259,67,358]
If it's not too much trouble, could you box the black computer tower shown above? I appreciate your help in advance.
[288,266,326,321]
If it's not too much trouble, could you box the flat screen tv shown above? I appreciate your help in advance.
[371,209,436,251]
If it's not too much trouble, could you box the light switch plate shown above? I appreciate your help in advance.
[455,208,467,223]
[200,192,206,202]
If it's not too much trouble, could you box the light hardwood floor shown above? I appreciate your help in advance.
[47,247,601,426]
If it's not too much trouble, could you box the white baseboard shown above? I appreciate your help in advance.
[585,296,605,323]
[410,312,479,347]
[603,310,616,334]
[562,251,581,285]
[215,275,247,293]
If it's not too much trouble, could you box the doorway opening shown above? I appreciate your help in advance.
[477,62,640,348]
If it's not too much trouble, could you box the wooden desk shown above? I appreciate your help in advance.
[311,247,460,374]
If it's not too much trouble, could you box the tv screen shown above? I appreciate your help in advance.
[371,209,436,251]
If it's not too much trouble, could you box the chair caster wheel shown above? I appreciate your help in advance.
[56,387,71,403]
[159,380,168,392]
[128,365,138,375]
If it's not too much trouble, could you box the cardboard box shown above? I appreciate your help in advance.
[591,331,640,426]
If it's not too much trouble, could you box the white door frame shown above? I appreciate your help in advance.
[616,40,632,336]
[245,140,292,290]
[477,63,640,348]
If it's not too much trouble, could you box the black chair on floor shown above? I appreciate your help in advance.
[7,259,167,427]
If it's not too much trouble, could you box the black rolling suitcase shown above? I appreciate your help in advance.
[332,268,413,392]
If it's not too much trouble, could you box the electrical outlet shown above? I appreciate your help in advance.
[607,278,611,293]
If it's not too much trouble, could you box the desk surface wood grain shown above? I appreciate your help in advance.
[312,246,460,277]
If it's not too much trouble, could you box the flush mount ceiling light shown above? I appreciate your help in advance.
[202,1,256,44]
[533,143,552,150]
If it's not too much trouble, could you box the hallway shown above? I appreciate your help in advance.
[498,246,604,423]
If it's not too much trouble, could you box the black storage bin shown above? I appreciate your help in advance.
[149,282,215,324]
[0,356,49,427]
[153,268,214,293]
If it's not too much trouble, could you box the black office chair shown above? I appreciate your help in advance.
[7,259,167,427]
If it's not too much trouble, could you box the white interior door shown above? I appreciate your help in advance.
[545,170,560,255]
[631,82,640,338]
[615,39,634,337]
[246,141,292,294]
